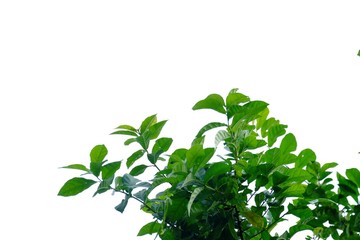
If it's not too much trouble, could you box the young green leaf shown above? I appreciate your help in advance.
[58,177,97,197]
[90,144,108,163]
[61,164,89,172]
[192,94,226,114]
[129,164,148,176]
[110,130,138,136]
[226,90,249,107]
[115,124,137,132]
[137,221,161,236]
[140,114,157,134]
[187,187,204,216]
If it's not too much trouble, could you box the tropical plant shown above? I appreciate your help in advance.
[59,89,360,239]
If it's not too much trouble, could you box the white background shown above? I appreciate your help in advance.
[1,1,360,239]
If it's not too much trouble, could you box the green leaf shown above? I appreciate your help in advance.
[137,221,161,236]
[90,161,102,177]
[280,184,305,197]
[280,133,297,153]
[90,145,108,163]
[256,175,269,190]
[58,177,97,197]
[148,120,167,139]
[122,173,140,192]
[195,122,227,138]
[271,171,289,186]
[226,89,249,107]
[136,134,150,150]
[187,187,204,216]
[230,100,269,121]
[124,138,137,146]
[289,225,313,238]
[61,164,89,172]
[93,177,113,196]
[127,150,145,168]
[110,130,138,136]
[268,124,287,147]
[204,162,230,183]
[186,144,204,169]
[256,107,269,130]
[243,210,264,229]
[115,124,137,132]
[115,195,130,213]
[192,94,226,114]
[101,161,121,180]
[140,114,157,134]
[321,162,338,172]
[130,164,148,176]
[152,137,173,153]
[358,50,360,56]
[296,149,316,168]
[215,130,231,147]
[337,172,359,200]
[346,168,360,188]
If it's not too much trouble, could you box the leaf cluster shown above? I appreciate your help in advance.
[59,89,360,239]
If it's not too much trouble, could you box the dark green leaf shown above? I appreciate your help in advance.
[152,137,173,153]
[358,50,360,57]
[137,221,161,236]
[115,124,137,132]
[61,164,89,172]
[127,149,145,168]
[187,187,204,216]
[268,124,287,147]
[256,175,269,190]
[122,173,140,192]
[58,177,97,197]
[272,171,289,186]
[226,89,249,107]
[90,145,108,163]
[130,164,148,176]
[101,161,121,180]
[346,168,360,188]
[136,134,150,150]
[192,94,226,114]
[90,161,102,177]
[140,114,157,134]
[195,122,227,138]
[280,133,297,153]
[93,177,113,196]
[110,130,138,136]
[337,172,359,200]
[204,162,230,183]
[289,225,313,238]
[115,195,130,213]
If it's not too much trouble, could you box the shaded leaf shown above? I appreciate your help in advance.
[187,187,204,216]
[289,225,313,238]
[115,195,130,213]
[101,161,121,180]
[90,144,108,163]
[127,150,145,168]
[215,130,231,147]
[204,162,230,183]
[58,177,96,197]
[192,94,226,114]
[243,210,264,229]
[195,122,227,138]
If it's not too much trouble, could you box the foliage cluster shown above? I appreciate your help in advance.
[59,89,360,239]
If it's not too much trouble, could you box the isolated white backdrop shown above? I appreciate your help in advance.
[1,1,359,239]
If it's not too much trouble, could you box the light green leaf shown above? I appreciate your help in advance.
[243,210,264,229]
[346,168,360,188]
[215,130,231,147]
[61,164,89,172]
[140,114,157,134]
[110,130,138,136]
[280,133,297,153]
[192,94,226,114]
[90,145,108,163]
[256,107,269,130]
[152,137,173,153]
[321,162,338,172]
[101,161,121,180]
[124,138,137,146]
[187,187,204,216]
[204,162,230,183]
[127,149,145,168]
[148,120,167,139]
[226,90,249,107]
[58,177,97,197]
[115,124,137,132]
[195,122,227,138]
[129,164,148,176]
[268,124,287,147]
[137,221,161,236]
[296,149,316,168]
[280,184,305,197]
